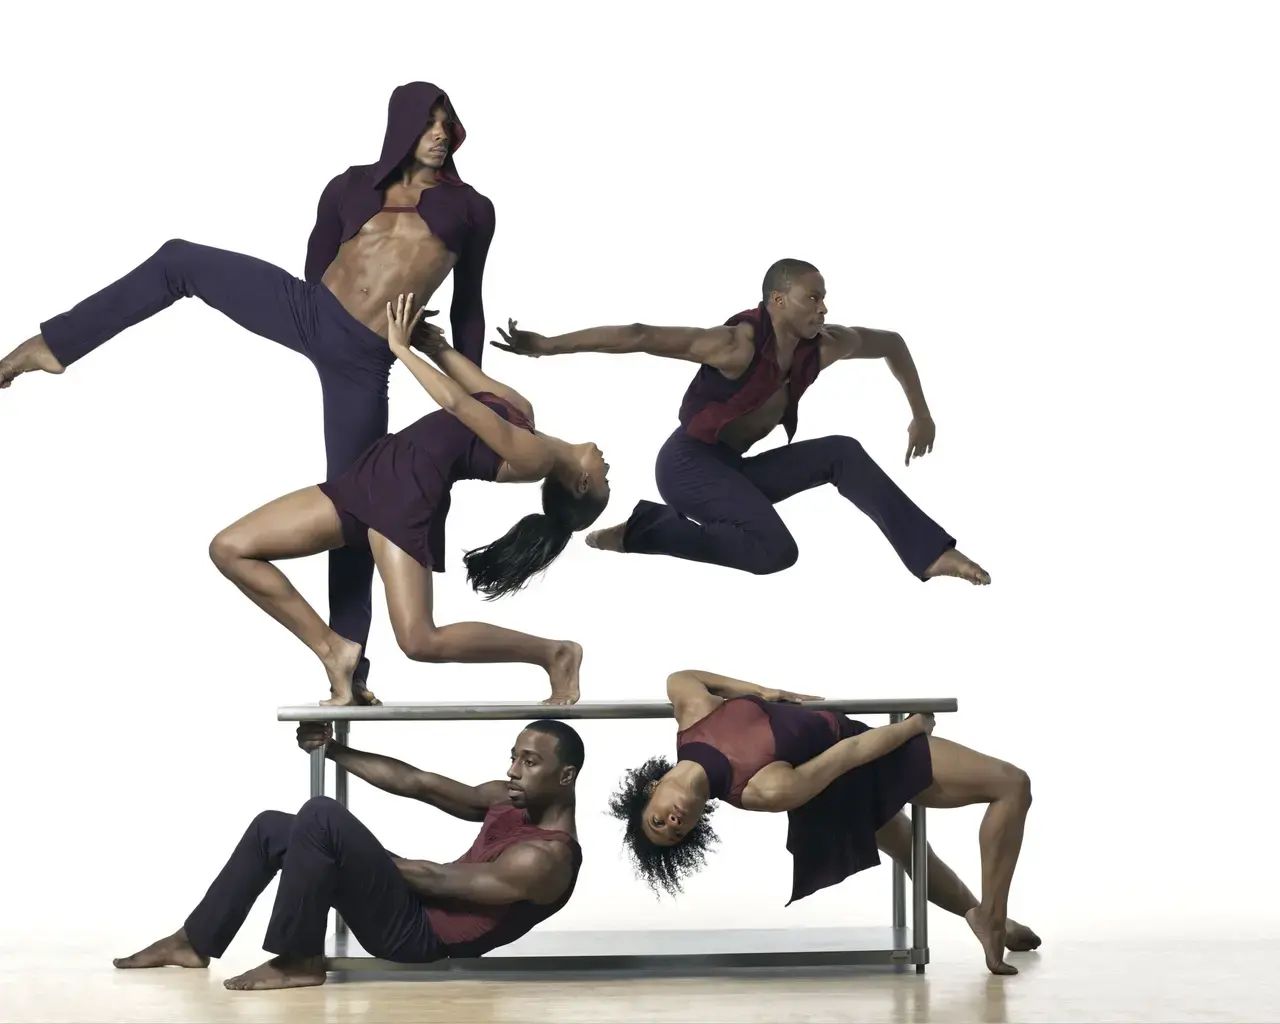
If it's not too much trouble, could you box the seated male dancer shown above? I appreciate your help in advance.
[114,718,582,991]
[0,81,496,701]
[610,669,1037,975]
[493,259,988,584]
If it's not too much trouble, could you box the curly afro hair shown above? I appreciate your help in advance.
[607,754,719,897]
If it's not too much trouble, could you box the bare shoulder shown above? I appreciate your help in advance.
[818,324,865,366]
[502,838,574,899]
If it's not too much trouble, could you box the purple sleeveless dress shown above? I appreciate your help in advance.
[677,694,933,904]
[318,391,534,570]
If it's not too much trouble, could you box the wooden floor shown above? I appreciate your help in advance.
[3,934,1277,1023]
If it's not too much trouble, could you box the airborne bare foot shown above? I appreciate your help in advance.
[223,954,327,991]
[925,548,991,585]
[319,635,365,707]
[0,335,65,389]
[113,929,209,969]
[965,908,1017,975]
[585,522,627,553]
[1004,919,1041,952]
[544,641,582,705]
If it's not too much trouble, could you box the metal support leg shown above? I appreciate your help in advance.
[332,720,351,955]
[889,713,907,939]
[911,800,929,973]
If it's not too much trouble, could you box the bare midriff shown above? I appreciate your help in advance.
[321,185,458,337]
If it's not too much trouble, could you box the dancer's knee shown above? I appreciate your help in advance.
[292,795,346,830]
[999,764,1032,807]
[154,237,194,266]
[396,625,445,663]
[820,434,869,463]
[737,532,799,575]
[208,528,250,572]
[249,809,293,835]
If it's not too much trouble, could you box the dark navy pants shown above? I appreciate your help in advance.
[623,428,956,577]
[182,796,440,962]
[40,240,392,683]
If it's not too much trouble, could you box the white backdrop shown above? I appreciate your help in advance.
[1,0,1276,957]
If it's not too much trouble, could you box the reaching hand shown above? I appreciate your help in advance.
[490,318,548,357]
[910,713,936,736]
[409,307,448,356]
[905,415,936,466]
[296,722,332,752]
[386,292,428,353]
[760,687,824,704]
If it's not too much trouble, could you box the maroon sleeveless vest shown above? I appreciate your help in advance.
[424,804,581,958]
[677,304,824,445]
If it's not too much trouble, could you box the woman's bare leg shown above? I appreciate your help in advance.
[208,486,368,706]
[874,814,1041,952]
[912,736,1034,976]
[369,532,583,705]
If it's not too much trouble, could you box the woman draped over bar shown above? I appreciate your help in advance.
[608,669,1041,975]
[209,294,610,707]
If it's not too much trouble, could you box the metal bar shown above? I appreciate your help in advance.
[889,712,907,935]
[279,697,959,723]
[309,746,325,799]
[333,720,350,954]
[911,801,929,974]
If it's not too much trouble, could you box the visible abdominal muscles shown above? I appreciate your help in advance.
[322,211,457,335]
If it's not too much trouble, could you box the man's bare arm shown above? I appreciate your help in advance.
[822,325,931,420]
[493,319,753,375]
[395,840,572,905]
[299,724,507,821]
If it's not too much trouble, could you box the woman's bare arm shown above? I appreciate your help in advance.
[740,715,934,812]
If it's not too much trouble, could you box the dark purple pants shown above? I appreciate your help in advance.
[623,429,956,577]
[40,240,392,683]
[182,796,440,962]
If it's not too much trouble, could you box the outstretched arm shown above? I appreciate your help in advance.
[822,325,935,463]
[741,714,935,813]
[493,319,753,375]
[395,840,572,905]
[388,296,556,480]
[449,193,496,365]
[298,723,508,822]
[411,311,535,425]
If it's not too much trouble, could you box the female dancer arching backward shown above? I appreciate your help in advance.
[209,294,611,706]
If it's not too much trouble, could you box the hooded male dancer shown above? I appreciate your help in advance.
[0,82,495,701]
[113,718,582,991]
[493,259,988,585]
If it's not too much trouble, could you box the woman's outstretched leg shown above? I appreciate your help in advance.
[913,736,1034,976]
[370,533,583,705]
[209,486,369,706]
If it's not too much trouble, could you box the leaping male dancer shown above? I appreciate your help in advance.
[0,82,495,701]
[492,259,989,584]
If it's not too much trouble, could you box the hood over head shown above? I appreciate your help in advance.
[370,81,467,187]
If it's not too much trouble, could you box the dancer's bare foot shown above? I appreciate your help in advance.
[544,641,582,705]
[223,955,327,991]
[585,522,627,553]
[319,635,366,707]
[113,929,209,969]
[0,335,65,389]
[965,908,1017,975]
[925,548,991,585]
[1004,919,1042,952]
[351,656,382,707]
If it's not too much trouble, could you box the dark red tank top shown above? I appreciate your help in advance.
[677,304,824,446]
[675,695,842,808]
[424,804,582,958]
